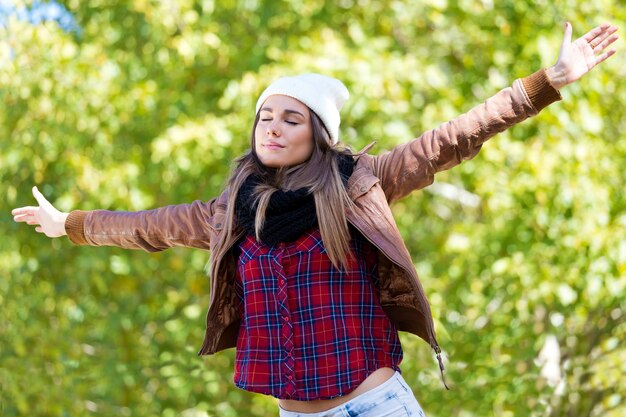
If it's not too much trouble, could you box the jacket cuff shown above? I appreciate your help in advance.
[65,210,89,245]
[521,68,562,113]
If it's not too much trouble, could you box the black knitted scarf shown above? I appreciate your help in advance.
[234,154,354,245]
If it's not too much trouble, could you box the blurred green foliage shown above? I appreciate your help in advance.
[1,0,625,416]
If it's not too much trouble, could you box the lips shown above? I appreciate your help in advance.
[263,141,285,149]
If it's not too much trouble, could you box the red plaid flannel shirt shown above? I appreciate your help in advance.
[232,227,403,400]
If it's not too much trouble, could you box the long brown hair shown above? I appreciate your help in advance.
[208,110,354,280]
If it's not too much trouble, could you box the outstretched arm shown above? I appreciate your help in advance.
[12,186,221,252]
[373,22,619,203]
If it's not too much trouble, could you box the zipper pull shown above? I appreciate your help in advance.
[434,346,450,390]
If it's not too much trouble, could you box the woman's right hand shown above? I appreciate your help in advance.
[12,186,69,238]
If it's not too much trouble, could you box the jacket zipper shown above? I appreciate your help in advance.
[348,217,450,390]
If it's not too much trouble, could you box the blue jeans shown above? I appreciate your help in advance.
[278,371,426,417]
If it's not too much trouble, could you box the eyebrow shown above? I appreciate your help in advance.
[260,107,306,118]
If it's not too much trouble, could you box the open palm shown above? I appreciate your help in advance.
[549,22,619,89]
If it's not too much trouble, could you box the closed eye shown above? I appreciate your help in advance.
[261,118,298,125]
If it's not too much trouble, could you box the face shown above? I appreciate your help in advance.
[254,95,314,168]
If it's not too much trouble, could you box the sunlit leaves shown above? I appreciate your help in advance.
[2,0,625,416]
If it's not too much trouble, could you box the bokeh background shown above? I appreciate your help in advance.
[1,1,625,416]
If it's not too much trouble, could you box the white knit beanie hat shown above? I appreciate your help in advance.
[255,73,349,145]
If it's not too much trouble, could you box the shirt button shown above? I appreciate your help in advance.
[287,352,292,358]
[283,316,289,322]
[280,279,285,286]
[287,375,293,380]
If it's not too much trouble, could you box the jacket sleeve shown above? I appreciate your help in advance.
[64,198,219,252]
[373,68,562,203]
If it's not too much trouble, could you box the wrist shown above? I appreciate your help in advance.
[58,212,69,236]
[546,65,567,90]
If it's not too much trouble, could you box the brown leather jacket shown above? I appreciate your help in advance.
[65,68,561,377]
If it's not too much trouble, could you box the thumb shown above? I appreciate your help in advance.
[561,21,573,50]
[32,186,51,208]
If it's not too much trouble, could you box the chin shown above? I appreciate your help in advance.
[258,155,287,168]
[257,152,296,168]
[256,148,310,168]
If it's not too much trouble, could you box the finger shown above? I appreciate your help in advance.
[35,226,43,233]
[593,33,619,53]
[562,21,573,48]
[32,186,51,209]
[13,213,35,222]
[11,206,39,216]
[583,22,612,44]
[595,49,617,66]
[590,26,619,49]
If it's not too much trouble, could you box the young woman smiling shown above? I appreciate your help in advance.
[12,22,618,416]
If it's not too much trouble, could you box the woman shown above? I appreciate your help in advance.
[12,22,618,416]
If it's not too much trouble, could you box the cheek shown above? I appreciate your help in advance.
[254,128,266,155]
[295,139,314,160]
[292,129,314,157]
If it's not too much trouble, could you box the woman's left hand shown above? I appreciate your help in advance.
[546,22,619,90]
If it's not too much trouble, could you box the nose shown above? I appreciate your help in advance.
[266,121,280,137]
